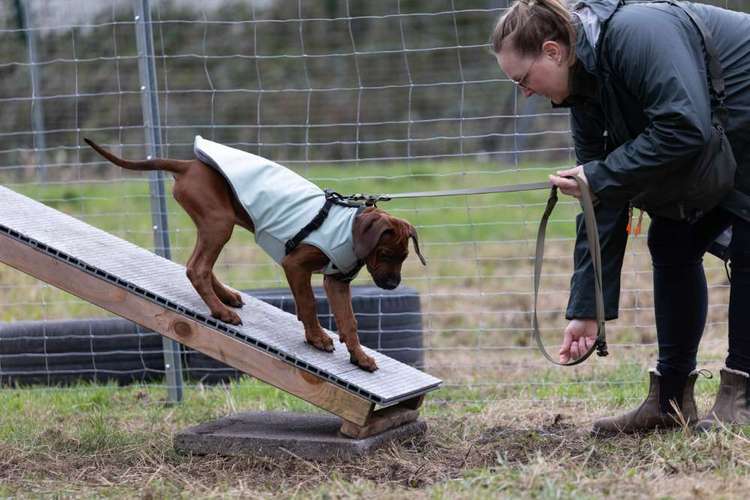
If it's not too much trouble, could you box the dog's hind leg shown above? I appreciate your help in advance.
[171,163,244,324]
[185,221,242,325]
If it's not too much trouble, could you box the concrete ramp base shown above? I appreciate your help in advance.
[174,411,427,460]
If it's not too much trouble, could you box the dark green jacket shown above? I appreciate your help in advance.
[562,0,750,319]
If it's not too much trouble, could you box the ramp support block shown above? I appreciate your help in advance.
[339,395,424,439]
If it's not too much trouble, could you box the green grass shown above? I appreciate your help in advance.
[1,368,748,498]
[0,378,316,452]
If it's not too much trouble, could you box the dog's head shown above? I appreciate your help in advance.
[353,207,426,290]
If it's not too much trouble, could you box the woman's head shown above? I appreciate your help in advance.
[491,0,576,103]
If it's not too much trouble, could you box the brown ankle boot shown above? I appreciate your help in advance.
[592,368,698,436]
[696,367,750,431]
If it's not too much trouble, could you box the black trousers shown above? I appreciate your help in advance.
[648,208,750,377]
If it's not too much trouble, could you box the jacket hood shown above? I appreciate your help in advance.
[571,0,621,21]
[570,0,621,72]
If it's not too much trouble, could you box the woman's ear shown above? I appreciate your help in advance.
[542,40,563,64]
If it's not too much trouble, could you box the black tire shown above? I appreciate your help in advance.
[0,319,163,370]
[0,364,164,386]
[0,319,169,385]
[0,285,423,386]
[0,319,162,356]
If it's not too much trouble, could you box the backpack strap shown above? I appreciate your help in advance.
[619,0,728,126]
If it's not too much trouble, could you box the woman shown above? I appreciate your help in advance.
[492,0,750,434]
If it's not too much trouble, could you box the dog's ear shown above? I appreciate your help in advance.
[353,209,393,259]
[408,224,427,266]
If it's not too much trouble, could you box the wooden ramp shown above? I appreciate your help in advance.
[0,186,441,438]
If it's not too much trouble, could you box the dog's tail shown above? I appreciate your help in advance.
[84,138,190,175]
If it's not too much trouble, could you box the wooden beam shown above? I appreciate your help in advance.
[339,395,424,439]
[0,233,374,426]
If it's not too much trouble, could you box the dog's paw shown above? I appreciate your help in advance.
[217,287,244,308]
[350,350,378,372]
[227,290,245,308]
[212,308,242,326]
[306,331,335,352]
[226,297,244,308]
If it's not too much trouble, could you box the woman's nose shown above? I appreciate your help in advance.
[522,87,535,98]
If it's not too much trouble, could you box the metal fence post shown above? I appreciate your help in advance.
[15,0,47,182]
[133,0,184,404]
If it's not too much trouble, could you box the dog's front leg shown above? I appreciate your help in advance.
[324,275,378,372]
[281,248,334,352]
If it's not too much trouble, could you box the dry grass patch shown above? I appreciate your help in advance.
[2,387,750,498]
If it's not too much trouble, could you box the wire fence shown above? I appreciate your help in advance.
[0,0,745,405]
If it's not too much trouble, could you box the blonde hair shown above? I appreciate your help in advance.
[490,0,576,63]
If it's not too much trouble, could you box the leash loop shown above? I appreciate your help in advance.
[531,177,607,365]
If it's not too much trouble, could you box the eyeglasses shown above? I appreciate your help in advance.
[511,57,538,91]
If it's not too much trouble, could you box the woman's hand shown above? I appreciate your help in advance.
[559,319,598,363]
[549,165,588,199]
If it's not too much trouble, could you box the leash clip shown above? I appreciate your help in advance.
[596,338,609,357]
[351,193,386,207]
[325,189,389,207]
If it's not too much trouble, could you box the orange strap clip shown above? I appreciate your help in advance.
[626,205,644,236]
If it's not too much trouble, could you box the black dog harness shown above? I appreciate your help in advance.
[284,190,368,282]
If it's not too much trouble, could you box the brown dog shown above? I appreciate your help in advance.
[84,138,426,371]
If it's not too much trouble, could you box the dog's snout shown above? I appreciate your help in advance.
[377,276,400,290]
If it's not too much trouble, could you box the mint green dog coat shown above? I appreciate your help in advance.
[193,136,361,276]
